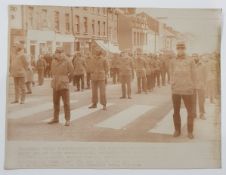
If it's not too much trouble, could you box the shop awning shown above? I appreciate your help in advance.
[95,40,121,54]
[27,30,55,42]
[55,34,75,42]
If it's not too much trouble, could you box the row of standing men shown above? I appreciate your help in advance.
[10,43,219,139]
[47,48,172,126]
[70,50,172,95]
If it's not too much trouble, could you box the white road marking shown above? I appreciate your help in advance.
[8,92,78,107]
[8,96,47,107]
[7,99,78,119]
[96,105,154,129]
[43,103,114,124]
[149,108,187,134]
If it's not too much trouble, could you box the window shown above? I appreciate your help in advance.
[134,32,137,45]
[83,17,88,33]
[75,15,80,33]
[54,11,60,31]
[41,9,48,28]
[137,32,140,45]
[28,6,34,29]
[92,20,95,35]
[103,21,106,36]
[103,8,106,15]
[98,21,101,36]
[65,13,70,32]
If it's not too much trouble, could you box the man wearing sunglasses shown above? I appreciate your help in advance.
[170,42,195,139]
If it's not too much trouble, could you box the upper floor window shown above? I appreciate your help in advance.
[103,21,106,36]
[98,21,101,36]
[28,6,34,28]
[92,19,95,35]
[83,17,88,34]
[75,15,80,33]
[103,8,106,15]
[65,13,70,32]
[41,9,48,28]
[134,32,137,45]
[54,11,60,31]
[83,7,88,11]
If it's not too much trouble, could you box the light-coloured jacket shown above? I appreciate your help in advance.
[51,58,74,91]
[134,57,146,78]
[11,54,28,78]
[72,56,86,75]
[119,56,134,76]
[170,55,195,95]
[91,56,109,81]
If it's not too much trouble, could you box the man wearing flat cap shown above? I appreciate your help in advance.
[47,47,74,126]
[170,41,195,139]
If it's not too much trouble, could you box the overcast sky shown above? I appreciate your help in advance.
[137,8,222,53]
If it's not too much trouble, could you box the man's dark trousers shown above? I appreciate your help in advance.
[53,89,70,121]
[172,94,194,134]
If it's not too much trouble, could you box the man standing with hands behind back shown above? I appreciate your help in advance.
[170,41,195,139]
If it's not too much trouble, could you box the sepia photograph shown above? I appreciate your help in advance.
[4,4,222,169]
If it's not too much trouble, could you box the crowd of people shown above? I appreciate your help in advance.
[10,42,220,138]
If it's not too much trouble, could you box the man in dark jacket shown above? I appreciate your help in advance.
[47,48,74,126]
[11,44,29,104]
[89,50,109,110]
[170,42,195,139]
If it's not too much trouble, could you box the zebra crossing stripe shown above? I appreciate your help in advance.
[149,108,187,134]
[43,103,114,124]
[7,99,78,119]
[9,96,47,107]
[96,105,154,129]
[9,92,78,107]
